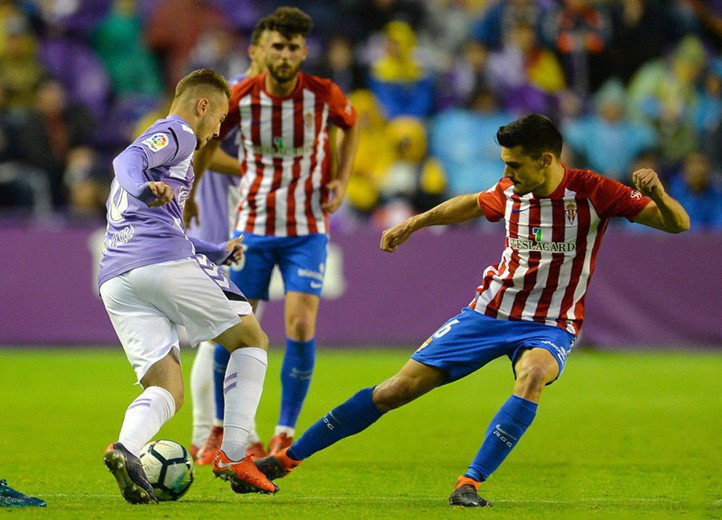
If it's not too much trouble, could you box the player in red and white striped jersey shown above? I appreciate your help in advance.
[224,66,356,237]
[470,167,648,336]
[252,113,690,507]
[192,7,360,456]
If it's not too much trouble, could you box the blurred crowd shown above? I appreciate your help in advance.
[1,0,722,232]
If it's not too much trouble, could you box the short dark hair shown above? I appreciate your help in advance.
[175,68,231,99]
[267,6,313,40]
[496,113,563,158]
[250,15,271,45]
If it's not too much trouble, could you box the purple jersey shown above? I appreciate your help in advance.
[98,115,199,288]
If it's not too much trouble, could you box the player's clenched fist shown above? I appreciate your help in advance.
[223,235,244,265]
[380,221,414,252]
[147,181,174,206]
[632,168,664,199]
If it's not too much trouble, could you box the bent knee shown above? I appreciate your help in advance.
[173,391,184,412]
[255,329,269,350]
[286,317,315,341]
[517,364,553,386]
[216,318,269,351]
[373,377,420,411]
[514,359,558,399]
[235,329,269,350]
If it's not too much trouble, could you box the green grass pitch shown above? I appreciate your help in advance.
[1,346,720,519]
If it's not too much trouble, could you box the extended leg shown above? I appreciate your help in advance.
[451,348,559,507]
[255,359,445,479]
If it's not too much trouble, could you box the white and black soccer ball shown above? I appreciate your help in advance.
[139,440,195,501]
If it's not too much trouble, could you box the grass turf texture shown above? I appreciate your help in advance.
[0,347,720,519]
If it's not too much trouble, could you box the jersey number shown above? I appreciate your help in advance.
[108,180,129,224]
[432,319,460,339]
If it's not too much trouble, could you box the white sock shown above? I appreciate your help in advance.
[248,418,261,444]
[221,347,267,460]
[274,425,295,437]
[118,386,175,456]
[190,341,215,447]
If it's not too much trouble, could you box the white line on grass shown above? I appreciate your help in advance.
[42,494,721,506]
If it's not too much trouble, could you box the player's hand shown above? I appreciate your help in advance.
[184,196,200,228]
[223,236,244,265]
[632,168,665,199]
[147,181,174,207]
[321,179,346,213]
[380,220,415,253]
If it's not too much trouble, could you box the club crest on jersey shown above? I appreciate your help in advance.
[142,133,169,152]
[304,111,314,129]
[532,227,543,242]
[565,201,577,224]
[273,136,285,152]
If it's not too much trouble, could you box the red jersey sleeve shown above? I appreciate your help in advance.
[325,81,357,129]
[582,170,651,221]
[477,179,509,222]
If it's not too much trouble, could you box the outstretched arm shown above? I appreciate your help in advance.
[380,193,484,252]
[631,168,690,233]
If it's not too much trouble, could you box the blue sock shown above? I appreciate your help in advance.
[288,387,384,460]
[213,343,230,422]
[465,395,538,482]
[278,338,315,428]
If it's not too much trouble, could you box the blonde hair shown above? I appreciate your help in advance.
[174,69,231,100]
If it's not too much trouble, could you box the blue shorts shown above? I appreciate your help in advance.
[229,232,328,300]
[411,307,576,384]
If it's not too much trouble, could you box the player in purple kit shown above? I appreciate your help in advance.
[99,68,277,504]
[188,17,272,464]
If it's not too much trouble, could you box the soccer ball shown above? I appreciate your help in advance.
[139,440,195,501]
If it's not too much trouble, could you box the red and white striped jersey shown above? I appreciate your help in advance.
[470,167,650,335]
[218,71,357,237]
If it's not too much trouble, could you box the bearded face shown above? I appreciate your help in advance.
[264,31,307,86]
